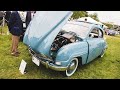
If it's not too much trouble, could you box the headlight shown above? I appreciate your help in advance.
[55,62,62,66]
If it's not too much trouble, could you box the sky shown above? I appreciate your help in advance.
[87,11,120,25]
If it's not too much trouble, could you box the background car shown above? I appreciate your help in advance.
[108,29,116,36]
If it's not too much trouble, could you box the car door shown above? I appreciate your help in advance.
[86,27,104,63]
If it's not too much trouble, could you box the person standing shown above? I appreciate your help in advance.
[26,11,36,28]
[5,11,11,26]
[19,11,27,41]
[8,11,23,56]
[26,11,32,28]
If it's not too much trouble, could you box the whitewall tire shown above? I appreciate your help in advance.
[65,58,78,77]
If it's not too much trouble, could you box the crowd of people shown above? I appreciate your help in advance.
[4,11,36,57]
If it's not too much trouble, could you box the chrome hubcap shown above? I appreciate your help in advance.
[69,62,76,70]
[66,58,78,76]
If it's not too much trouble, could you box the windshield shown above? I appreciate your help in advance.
[62,23,90,38]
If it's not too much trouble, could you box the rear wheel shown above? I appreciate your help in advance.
[99,49,106,58]
[64,58,78,77]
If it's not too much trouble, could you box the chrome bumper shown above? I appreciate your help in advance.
[40,60,67,71]
[28,46,67,71]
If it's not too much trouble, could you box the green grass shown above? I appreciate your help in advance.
[0,26,120,79]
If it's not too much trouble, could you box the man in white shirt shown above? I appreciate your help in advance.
[18,11,27,41]
[18,11,27,28]
[26,11,36,28]
[31,11,36,19]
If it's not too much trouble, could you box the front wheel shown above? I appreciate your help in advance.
[64,58,78,77]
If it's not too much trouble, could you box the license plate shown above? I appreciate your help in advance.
[32,56,40,66]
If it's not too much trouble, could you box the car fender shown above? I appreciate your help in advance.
[55,42,88,67]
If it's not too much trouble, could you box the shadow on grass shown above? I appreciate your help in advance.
[25,56,105,79]
[25,60,66,79]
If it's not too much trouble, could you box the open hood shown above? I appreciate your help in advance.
[23,11,73,57]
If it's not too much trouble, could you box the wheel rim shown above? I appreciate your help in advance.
[66,58,78,77]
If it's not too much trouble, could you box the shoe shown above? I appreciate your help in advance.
[11,52,15,55]
[11,52,19,57]
[16,51,20,54]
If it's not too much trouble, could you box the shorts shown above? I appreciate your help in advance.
[10,27,22,36]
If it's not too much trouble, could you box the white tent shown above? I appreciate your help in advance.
[77,17,103,25]
[103,25,108,29]
[77,17,109,29]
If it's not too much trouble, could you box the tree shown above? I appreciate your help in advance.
[88,13,99,21]
[71,11,88,19]
[103,22,113,29]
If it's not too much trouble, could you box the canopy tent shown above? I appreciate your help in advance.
[77,17,106,29]
[77,17,102,25]
[103,25,108,29]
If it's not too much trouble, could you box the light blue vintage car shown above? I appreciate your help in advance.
[23,11,107,77]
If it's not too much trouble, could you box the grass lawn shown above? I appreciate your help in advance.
[0,26,120,79]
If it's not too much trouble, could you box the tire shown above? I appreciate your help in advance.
[63,58,78,77]
[99,49,106,58]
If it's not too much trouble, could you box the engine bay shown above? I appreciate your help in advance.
[50,30,78,59]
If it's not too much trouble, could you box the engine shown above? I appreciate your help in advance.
[50,30,77,59]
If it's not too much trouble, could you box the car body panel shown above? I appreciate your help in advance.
[86,38,104,63]
[55,41,89,67]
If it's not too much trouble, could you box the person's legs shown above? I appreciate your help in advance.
[11,35,20,56]
[11,35,15,53]
[11,35,13,53]
[14,36,20,53]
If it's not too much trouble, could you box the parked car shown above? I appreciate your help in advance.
[108,29,116,36]
[104,29,109,35]
[23,11,107,77]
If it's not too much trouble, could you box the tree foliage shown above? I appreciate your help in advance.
[88,13,99,21]
[71,11,100,23]
[71,11,88,19]
[103,22,113,29]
